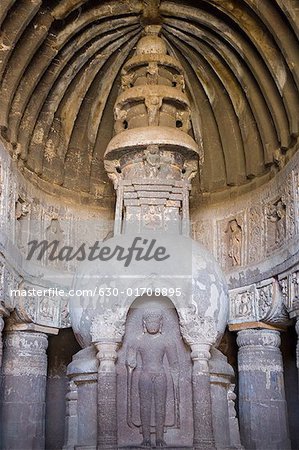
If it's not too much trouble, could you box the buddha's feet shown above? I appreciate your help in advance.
[156,439,167,447]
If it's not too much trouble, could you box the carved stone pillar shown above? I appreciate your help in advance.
[237,328,290,450]
[227,384,243,449]
[94,341,119,449]
[190,343,216,450]
[63,380,78,450]
[209,348,236,449]
[295,318,299,386]
[65,346,98,449]
[76,373,97,449]
[0,314,4,368]
[0,305,9,368]
[0,330,48,449]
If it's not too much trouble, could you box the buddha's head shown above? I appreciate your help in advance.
[143,311,163,334]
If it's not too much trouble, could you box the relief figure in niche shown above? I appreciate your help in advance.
[227,219,242,267]
[45,218,64,266]
[15,197,31,250]
[126,311,180,447]
[267,199,286,245]
[145,95,162,126]
[143,145,161,178]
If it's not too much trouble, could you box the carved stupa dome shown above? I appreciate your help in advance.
[70,233,228,348]
[136,25,167,55]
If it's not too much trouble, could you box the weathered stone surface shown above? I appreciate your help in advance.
[237,329,291,450]
[0,330,48,449]
[0,1,298,449]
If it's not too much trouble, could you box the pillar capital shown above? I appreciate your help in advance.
[237,328,281,349]
[94,341,119,372]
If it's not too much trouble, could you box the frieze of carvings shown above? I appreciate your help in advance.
[294,169,299,235]
[248,205,264,264]
[229,285,257,323]
[178,307,217,346]
[265,197,287,254]
[217,214,245,271]
[145,94,162,126]
[3,263,20,311]
[91,307,126,343]
[283,171,296,240]
[191,219,213,253]
[143,145,161,178]
[11,281,71,329]
[278,267,299,317]
[229,278,289,326]
[256,279,289,324]
[15,196,31,220]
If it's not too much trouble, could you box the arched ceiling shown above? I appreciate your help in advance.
[0,0,298,205]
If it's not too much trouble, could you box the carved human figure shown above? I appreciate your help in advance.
[145,95,162,126]
[143,145,161,177]
[15,197,30,250]
[228,219,242,267]
[267,199,286,244]
[147,62,159,85]
[126,311,179,447]
[236,292,252,317]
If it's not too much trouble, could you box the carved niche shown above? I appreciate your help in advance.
[15,195,31,251]
[266,197,286,253]
[217,215,244,271]
[117,298,193,448]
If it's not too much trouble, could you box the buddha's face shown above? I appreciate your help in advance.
[143,315,162,334]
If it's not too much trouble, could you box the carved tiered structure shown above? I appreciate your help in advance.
[104,25,201,235]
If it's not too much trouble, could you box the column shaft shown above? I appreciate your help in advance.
[237,329,290,450]
[191,344,216,450]
[95,342,118,449]
[0,330,48,449]
[0,315,4,368]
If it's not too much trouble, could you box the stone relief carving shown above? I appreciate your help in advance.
[145,95,162,126]
[172,74,185,92]
[191,219,213,252]
[91,308,126,343]
[266,198,286,252]
[229,286,257,323]
[45,217,65,267]
[15,196,31,250]
[146,62,159,85]
[143,145,161,178]
[283,172,296,240]
[121,72,135,91]
[227,219,242,267]
[179,306,217,346]
[279,267,299,316]
[229,278,290,326]
[126,311,180,447]
[248,205,263,264]
[142,205,163,230]
[217,214,245,271]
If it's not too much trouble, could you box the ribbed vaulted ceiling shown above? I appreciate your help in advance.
[0,0,298,204]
